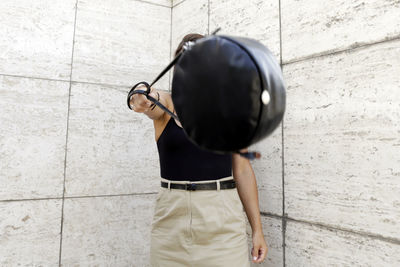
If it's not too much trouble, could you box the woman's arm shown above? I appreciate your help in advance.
[232,150,268,264]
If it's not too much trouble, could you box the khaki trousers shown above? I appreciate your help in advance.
[150,176,250,267]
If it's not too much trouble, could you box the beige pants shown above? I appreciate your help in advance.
[150,176,250,267]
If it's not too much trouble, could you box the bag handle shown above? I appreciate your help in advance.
[126,28,261,160]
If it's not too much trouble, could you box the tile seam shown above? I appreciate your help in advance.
[208,0,210,35]
[169,3,173,92]
[58,0,79,264]
[172,0,186,8]
[134,0,171,8]
[282,34,400,65]
[0,192,158,203]
[286,216,400,246]
[1,34,398,87]
[260,212,400,246]
[278,0,286,266]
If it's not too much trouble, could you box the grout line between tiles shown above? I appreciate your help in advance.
[260,212,400,246]
[169,4,173,92]
[0,197,64,203]
[134,0,171,8]
[172,0,186,8]
[208,0,210,35]
[1,36,399,90]
[286,216,400,246]
[58,1,78,264]
[278,0,286,265]
[282,34,400,65]
[64,192,158,199]
[0,192,158,203]
[0,73,69,83]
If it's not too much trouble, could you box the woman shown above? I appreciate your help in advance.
[129,33,267,266]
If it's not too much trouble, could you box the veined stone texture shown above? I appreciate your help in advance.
[143,0,172,7]
[170,0,208,90]
[284,39,400,238]
[171,0,208,60]
[0,200,62,266]
[210,0,281,58]
[72,0,171,88]
[65,82,160,197]
[0,76,69,200]
[286,221,400,266]
[249,128,283,215]
[2,0,400,265]
[0,0,76,80]
[246,216,283,267]
[60,194,156,266]
[281,0,400,63]
[172,0,185,7]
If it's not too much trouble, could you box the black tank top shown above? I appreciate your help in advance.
[156,116,232,181]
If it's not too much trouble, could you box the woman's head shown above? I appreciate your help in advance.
[174,33,205,57]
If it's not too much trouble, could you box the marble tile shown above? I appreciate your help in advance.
[172,0,185,7]
[171,0,208,60]
[0,0,76,80]
[281,0,400,63]
[283,39,400,238]
[246,216,283,267]
[286,220,400,266]
[249,128,283,215]
[72,0,171,89]
[65,82,160,197]
[143,0,172,8]
[0,76,69,200]
[210,0,280,59]
[60,194,156,266]
[0,199,62,266]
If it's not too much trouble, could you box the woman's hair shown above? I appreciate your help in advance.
[174,33,205,57]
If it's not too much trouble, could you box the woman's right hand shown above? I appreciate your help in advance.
[129,84,158,113]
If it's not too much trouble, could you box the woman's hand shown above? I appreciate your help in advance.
[251,231,268,264]
[129,84,158,113]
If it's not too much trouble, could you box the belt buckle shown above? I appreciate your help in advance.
[186,183,197,191]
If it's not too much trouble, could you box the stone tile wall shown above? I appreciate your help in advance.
[1,0,399,266]
[0,0,169,266]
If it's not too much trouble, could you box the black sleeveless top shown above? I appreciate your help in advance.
[156,116,232,181]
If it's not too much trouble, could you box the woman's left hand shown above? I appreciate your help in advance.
[251,231,268,264]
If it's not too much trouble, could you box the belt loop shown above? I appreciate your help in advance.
[168,181,171,190]
[217,180,220,191]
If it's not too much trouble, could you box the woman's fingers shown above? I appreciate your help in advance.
[130,85,154,112]
[251,240,268,263]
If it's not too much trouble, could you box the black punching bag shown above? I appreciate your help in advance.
[171,34,286,153]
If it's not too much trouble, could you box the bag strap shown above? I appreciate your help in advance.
[126,28,261,160]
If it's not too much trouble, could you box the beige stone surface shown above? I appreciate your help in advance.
[0,76,69,200]
[281,0,400,63]
[246,216,283,267]
[172,0,185,7]
[65,82,160,197]
[60,194,156,266]
[144,0,172,7]
[171,0,208,59]
[72,0,171,88]
[170,0,208,90]
[210,0,280,58]
[0,199,62,266]
[286,220,400,266]
[284,39,400,238]
[0,0,76,80]
[249,129,283,215]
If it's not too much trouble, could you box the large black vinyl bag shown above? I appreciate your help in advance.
[171,34,286,153]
